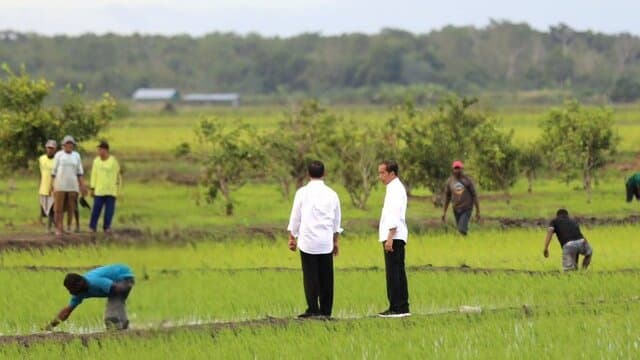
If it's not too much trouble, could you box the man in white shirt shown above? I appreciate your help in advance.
[287,160,342,319]
[377,160,410,318]
[51,135,88,237]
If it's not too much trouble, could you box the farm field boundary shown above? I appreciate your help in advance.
[2,295,638,347]
[1,214,640,251]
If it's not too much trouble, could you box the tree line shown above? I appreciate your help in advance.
[2,21,640,103]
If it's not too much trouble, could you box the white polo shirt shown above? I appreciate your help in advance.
[287,180,343,254]
[379,177,408,242]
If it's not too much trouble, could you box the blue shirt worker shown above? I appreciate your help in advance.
[45,264,135,331]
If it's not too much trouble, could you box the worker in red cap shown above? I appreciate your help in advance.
[442,160,480,235]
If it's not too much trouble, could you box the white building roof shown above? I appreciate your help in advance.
[132,88,179,101]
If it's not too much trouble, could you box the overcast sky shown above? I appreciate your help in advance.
[1,0,639,37]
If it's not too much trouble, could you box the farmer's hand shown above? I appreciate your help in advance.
[89,189,95,198]
[475,212,481,222]
[384,239,394,253]
[543,249,549,258]
[441,214,446,223]
[288,235,297,252]
[43,318,61,331]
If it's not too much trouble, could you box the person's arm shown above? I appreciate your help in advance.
[333,196,343,256]
[468,180,480,221]
[442,182,451,222]
[90,158,97,197]
[44,305,75,331]
[543,227,554,258]
[50,154,58,195]
[286,191,302,251]
[76,154,87,196]
[385,228,397,252]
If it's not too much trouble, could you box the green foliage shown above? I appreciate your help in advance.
[540,100,619,201]
[172,142,191,158]
[260,100,336,197]
[4,24,640,101]
[0,65,115,175]
[196,118,261,215]
[333,121,386,209]
[470,120,520,198]
[518,142,545,193]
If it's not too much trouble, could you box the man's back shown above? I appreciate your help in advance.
[288,180,341,254]
[549,217,584,247]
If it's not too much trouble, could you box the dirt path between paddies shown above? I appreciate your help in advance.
[8,263,640,276]
[2,296,639,347]
[1,214,638,251]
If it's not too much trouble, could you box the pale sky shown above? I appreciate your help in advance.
[0,0,639,37]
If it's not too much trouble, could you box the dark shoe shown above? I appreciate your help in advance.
[378,309,411,318]
[297,311,320,319]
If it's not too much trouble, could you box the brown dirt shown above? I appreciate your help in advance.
[0,214,637,252]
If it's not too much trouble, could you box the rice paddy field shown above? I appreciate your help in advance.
[1,104,640,359]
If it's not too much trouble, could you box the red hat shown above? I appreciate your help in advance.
[452,160,464,169]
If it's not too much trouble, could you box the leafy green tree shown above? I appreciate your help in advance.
[470,121,520,201]
[261,100,336,198]
[518,142,544,194]
[196,119,261,216]
[0,64,115,175]
[333,121,385,209]
[540,100,619,202]
[397,96,485,204]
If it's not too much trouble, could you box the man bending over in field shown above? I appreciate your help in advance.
[44,263,135,331]
[543,209,593,271]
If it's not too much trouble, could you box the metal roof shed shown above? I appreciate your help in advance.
[132,88,180,102]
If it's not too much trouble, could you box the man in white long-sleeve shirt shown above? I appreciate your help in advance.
[377,160,410,318]
[287,160,342,318]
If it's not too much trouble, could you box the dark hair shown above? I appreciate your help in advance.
[380,160,399,176]
[64,273,85,288]
[556,209,569,217]
[98,140,110,150]
[308,160,325,178]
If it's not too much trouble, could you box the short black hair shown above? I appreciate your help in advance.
[98,140,110,150]
[556,209,569,217]
[380,160,399,176]
[308,160,325,178]
[63,273,85,289]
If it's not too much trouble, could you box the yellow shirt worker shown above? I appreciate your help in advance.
[89,141,122,233]
[39,140,57,231]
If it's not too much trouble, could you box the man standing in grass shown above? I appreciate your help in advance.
[543,209,593,271]
[377,160,410,318]
[51,135,87,237]
[89,140,122,234]
[38,140,57,233]
[442,160,480,236]
[45,263,135,331]
[626,172,640,202]
[287,160,342,319]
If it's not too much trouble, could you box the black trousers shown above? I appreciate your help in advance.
[383,240,409,313]
[300,251,334,316]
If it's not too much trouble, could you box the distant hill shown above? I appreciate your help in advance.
[2,21,640,103]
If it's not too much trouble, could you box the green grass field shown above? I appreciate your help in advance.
[1,105,640,358]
